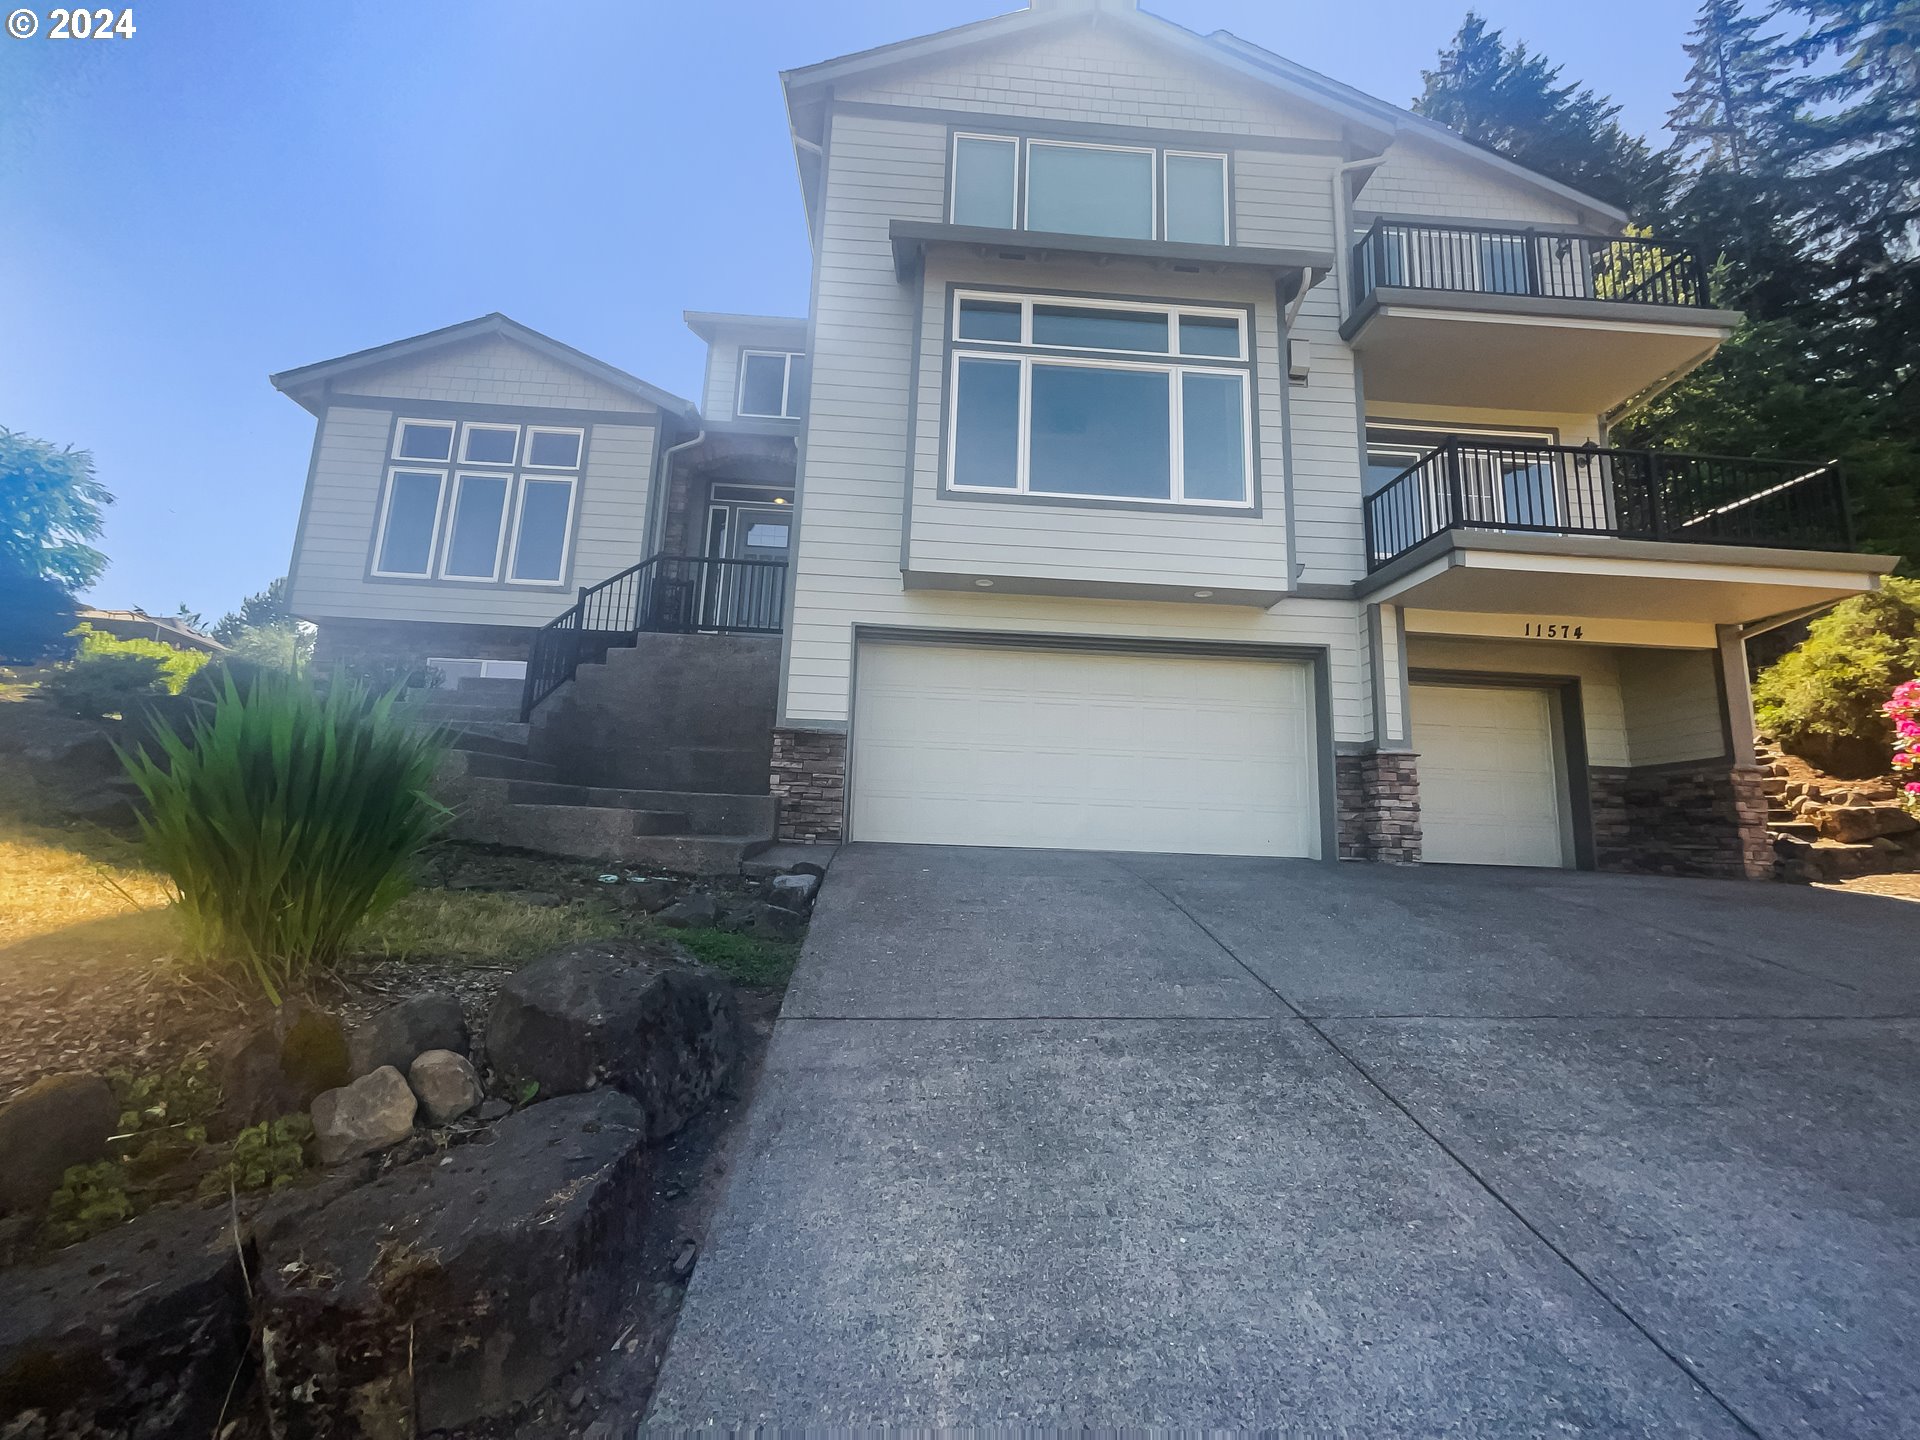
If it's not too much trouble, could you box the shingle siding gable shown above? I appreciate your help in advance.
[838,22,1345,142]
[341,335,657,414]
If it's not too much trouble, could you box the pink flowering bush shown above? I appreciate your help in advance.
[1888,679,1920,816]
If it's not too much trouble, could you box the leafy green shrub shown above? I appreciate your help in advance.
[1754,578,1920,775]
[37,624,213,718]
[198,1114,313,1196]
[42,1161,133,1247]
[120,671,450,1003]
[39,650,168,717]
[74,622,210,692]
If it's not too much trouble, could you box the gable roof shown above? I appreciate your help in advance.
[781,0,1627,230]
[269,312,698,419]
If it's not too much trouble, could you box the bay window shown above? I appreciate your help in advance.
[373,418,583,585]
[951,133,1231,245]
[946,293,1252,507]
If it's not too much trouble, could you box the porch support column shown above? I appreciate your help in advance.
[1367,602,1413,751]
[1716,622,1758,769]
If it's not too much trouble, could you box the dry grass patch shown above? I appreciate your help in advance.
[0,818,171,955]
[355,890,626,965]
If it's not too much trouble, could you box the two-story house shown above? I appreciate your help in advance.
[271,0,1894,878]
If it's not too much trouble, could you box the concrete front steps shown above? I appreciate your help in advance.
[411,677,775,876]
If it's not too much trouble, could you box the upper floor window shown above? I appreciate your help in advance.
[947,292,1252,508]
[738,349,810,419]
[374,418,583,585]
[951,134,1228,246]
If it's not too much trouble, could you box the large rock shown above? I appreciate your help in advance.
[655,893,720,929]
[0,1073,118,1215]
[346,992,469,1078]
[257,1091,650,1436]
[0,1202,249,1437]
[408,1049,482,1126]
[1814,804,1920,844]
[487,940,741,1138]
[766,871,820,909]
[310,1066,417,1165]
[212,1001,351,1134]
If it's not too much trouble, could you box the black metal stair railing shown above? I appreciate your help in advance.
[1363,440,1853,571]
[1351,219,1713,310]
[519,554,788,721]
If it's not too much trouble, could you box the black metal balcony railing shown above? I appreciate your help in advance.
[1364,441,1852,571]
[520,553,788,720]
[1351,219,1712,310]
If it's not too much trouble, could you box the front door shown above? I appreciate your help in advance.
[702,502,791,630]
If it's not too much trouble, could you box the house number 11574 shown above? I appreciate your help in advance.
[1522,621,1585,639]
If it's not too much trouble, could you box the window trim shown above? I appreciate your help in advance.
[436,470,513,582]
[371,467,449,579]
[504,474,579,586]
[953,290,1249,362]
[1023,136,1159,242]
[949,132,1230,245]
[950,132,1020,230]
[945,291,1256,510]
[522,425,585,471]
[737,349,805,419]
[1164,149,1232,246]
[391,418,455,464]
[459,421,521,466]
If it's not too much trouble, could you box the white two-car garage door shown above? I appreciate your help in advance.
[850,640,1320,858]
[1411,682,1569,867]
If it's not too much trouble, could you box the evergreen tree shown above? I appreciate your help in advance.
[1414,14,1669,213]
[1668,0,1793,178]
[1776,0,1920,380]
[211,575,293,644]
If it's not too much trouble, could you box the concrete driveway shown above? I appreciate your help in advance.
[648,846,1920,1435]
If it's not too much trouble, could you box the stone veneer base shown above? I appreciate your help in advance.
[1589,762,1772,880]
[1336,751,1422,863]
[771,728,847,843]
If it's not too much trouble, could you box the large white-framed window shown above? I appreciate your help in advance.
[951,133,1230,245]
[506,475,577,585]
[373,468,449,578]
[372,417,585,586]
[946,291,1254,508]
[737,349,809,419]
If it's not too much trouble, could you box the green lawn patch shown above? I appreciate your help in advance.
[668,926,801,989]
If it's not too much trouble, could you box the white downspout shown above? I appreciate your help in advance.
[650,428,706,558]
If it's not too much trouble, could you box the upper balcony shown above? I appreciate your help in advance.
[1357,440,1892,628]
[1342,220,1743,414]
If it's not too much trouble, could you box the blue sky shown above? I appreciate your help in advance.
[0,0,1701,622]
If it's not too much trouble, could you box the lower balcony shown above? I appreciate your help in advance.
[1358,441,1891,627]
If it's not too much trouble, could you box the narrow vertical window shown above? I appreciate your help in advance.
[509,478,574,583]
[1165,152,1228,245]
[441,473,510,580]
[375,470,446,577]
[951,358,1021,490]
[1180,372,1247,502]
[952,134,1019,229]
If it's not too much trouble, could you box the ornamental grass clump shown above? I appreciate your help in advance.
[120,672,449,1004]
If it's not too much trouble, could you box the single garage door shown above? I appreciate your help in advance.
[1411,682,1568,867]
[851,641,1319,857]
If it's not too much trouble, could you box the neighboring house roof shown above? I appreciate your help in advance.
[75,607,227,653]
[683,311,809,344]
[268,312,699,420]
[781,0,1627,231]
